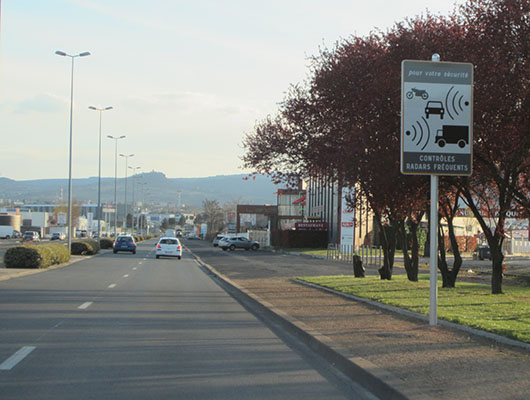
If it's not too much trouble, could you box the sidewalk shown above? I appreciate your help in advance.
[193,251,530,400]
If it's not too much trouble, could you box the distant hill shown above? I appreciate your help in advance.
[0,172,283,206]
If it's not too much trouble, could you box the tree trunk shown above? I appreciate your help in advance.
[352,255,365,277]
[490,243,504,294]
[437,223,454,288]
[445,212,462,288]
[378,222,395,280]
[408,219,421,281]
[397,220,418,281]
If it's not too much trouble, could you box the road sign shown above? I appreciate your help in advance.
[401,60,473,175]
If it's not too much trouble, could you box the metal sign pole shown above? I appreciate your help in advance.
[429,53,440,326]
[429,174,439,325]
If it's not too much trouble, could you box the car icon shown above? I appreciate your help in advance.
[425,101,444,119]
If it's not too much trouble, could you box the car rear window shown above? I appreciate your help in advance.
[160,239,179,244]
[118,236,133,242]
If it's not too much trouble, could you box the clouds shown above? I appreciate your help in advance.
[121,91,257,117]
[12,93,66,115]
[1,0,466,180]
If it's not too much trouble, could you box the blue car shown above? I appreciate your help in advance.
[113,235,137,254]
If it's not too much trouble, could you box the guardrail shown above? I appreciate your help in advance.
[327,244,382,268]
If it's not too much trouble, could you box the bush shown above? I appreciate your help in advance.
[100,238,114,249]
[4,246,42,268]
[46,243,71,264]
[71,240,100,255]
[3,244,57,269]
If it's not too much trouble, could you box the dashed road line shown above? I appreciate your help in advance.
[78,302,93,310]
[0,346,36,371]
[108,284,117,289]
[123,274,129,278]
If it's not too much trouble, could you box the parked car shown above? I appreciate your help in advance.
[12,230,22,239]
[113,235,137,254]
[186,234,201,240]
[22,231,40,242]
[155,237,182,259]
[51,232,66,240]
[474,245,491,261]
[212,234,226,247]
[219,236,259,251]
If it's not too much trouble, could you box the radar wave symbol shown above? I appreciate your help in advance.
[410,117,430,151]
[444,86,466,120]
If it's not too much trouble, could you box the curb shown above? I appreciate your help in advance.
[191,253,423,400]
[293,279,530,352]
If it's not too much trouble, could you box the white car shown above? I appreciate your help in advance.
[155,237,182,259]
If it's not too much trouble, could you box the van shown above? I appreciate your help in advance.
[164,229,177,238]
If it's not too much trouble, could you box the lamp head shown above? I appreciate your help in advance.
[79,52,91,57]
[55,50,67,56]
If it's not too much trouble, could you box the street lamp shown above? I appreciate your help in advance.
[119,154,134,232]
[55,50,91,252]
[88,105,113,239]
[107,135,126,237]
[128,166,141,233]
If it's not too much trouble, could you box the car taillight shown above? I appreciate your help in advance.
[114,242,118,246]
[157,244,161,248]
[177,245,181,250]
[130,242,134,245]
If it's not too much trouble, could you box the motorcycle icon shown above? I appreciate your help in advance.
[406,88,429,100]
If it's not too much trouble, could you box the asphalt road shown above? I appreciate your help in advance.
[0,239,374,400]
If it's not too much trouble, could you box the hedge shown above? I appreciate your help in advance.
[99,238,114,249]
[46,243,71,264]
[71,240,100,255]
[3,243,71,269]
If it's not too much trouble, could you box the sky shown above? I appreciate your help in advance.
[0,0,466,181]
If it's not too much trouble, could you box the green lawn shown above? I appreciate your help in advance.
[285,248,328,256]
[296,274,530,344]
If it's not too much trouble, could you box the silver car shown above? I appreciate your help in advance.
[219,236,259,251]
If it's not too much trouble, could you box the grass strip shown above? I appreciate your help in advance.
[297,274,530,344]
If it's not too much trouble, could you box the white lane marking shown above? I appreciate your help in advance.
[78,302,93,310]
[123,274,129,278]
[108,284,117,289]
[0,346,36,370]
[139,262,143,265]
[132,267,137,270]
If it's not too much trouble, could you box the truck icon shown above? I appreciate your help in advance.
[435,125,469,148]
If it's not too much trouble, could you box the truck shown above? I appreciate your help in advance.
[435,125,469,148]
[0,226,16,239]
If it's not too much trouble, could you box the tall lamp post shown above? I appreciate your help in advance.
[119,153,134,232]
[55,50,91,252]
[88,105,113,239]
[107,135,125,236]
[128,166,141,233]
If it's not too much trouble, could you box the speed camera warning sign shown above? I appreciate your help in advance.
[401,60,473,175]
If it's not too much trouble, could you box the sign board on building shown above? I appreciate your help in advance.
[295,222,327,230]
[401,60,473,175]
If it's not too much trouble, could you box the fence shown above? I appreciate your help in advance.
[510,239,530,255]
[327,244,382,268]
[247,230,270,248]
